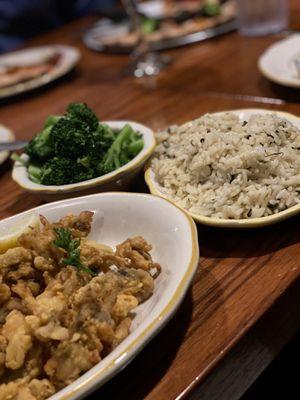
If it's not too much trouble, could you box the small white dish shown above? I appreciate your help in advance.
[12,121,156,201]
[258,35,300,88]
[0,192,199,399]
[0,123,14,165]
[145,108,300,228]
[0,45,80,99]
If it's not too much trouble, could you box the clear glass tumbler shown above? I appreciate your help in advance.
[236,0,289,37]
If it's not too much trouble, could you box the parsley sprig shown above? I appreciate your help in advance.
[53,227,96,276]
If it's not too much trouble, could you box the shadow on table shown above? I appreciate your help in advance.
[89,288,194,400]
[197,214,300,259]
[0,158,11,178]
[241,279,300,400]
[257,76,300,103]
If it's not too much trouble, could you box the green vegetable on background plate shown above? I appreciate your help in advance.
[201,0,221,17]
[12,103,144,186]
[141,16,159,36]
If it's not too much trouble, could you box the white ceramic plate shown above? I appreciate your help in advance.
[0,123,14,165]
[0,192,199,399]
[0,45,80,99]
[145,108,300,228]
[12,121,156,201]
[258,35,300,88]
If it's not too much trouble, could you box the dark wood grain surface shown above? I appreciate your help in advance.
[0,2,300,399]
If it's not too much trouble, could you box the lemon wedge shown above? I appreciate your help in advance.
[0,213,40,254]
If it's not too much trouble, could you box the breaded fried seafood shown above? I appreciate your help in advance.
[0,211,161,399]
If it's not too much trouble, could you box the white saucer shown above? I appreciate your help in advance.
[258,35,300,88]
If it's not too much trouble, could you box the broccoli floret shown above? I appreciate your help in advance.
[50,118,91,159]
[49,107,113,161]
[25,115,62,162]
[40,157,95,185]
[50,122,113,162]
[71,164,95,183]
[25,125,54,162]
[40,158,72,185]
[66,103,99,132]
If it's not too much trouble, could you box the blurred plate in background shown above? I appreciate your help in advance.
[83,0,237,54]
[0,45,80,99]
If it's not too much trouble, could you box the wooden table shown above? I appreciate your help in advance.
[0,3,300,399]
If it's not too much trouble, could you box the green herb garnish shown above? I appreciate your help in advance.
[53,227,96,276]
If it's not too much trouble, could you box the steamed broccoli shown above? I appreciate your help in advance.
[66,102,99,132]
[25,115,61,162]
[98,124,143,175]
[39,158,72,185]
[50,118,91,159]
[25,125,54,162]
[19,103,144,186]
[40,158,94,185]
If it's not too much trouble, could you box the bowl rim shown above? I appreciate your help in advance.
[145,108,300,228]
[0,191,199,399]
[12,120,156,194]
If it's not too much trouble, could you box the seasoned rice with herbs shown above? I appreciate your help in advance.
[151,112,300,219]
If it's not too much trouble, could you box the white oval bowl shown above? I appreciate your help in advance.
[258,35,300,88]
[145,108,300,228]
[12,121,156,201]
[0,192,199,399]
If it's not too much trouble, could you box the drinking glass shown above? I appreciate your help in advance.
[122,0,170,78]
[236,0,289,37]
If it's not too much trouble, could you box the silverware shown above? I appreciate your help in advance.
[0,141,28,152]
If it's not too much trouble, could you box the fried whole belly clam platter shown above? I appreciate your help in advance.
[0,193,199,400]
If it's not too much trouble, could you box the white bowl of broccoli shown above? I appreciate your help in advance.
[12,103,156,201]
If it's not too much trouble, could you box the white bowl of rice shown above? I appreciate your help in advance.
[145,109,300,228]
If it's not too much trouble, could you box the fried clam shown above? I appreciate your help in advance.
[0,211,161,399]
